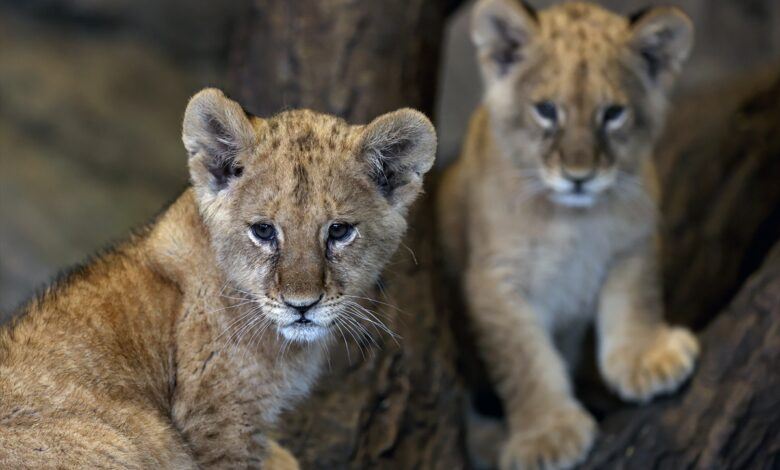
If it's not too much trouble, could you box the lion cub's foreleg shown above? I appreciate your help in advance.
[263,439,301,470]
[466,261,597,470]
[597,248,699,403]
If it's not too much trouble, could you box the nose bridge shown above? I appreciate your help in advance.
[278,231,324,301]
[560,123,597,175]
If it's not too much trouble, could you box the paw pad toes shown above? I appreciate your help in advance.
[500,407,596,470]
[604,328,699,402]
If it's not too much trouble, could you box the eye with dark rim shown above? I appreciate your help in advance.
[601,104,627,127]
[533,100,558,124]
[250,223,276,242]
[328,223,354,243]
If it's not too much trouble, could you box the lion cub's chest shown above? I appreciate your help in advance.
[502,206,649,330]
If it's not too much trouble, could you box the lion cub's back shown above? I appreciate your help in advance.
[0,244,193,468]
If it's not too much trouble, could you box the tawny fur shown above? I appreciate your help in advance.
[438,2,698,469]
[0,88,435,468]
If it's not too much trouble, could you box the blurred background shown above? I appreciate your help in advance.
[1,0,779,317]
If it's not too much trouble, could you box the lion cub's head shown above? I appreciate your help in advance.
[182,89,435,342]
[472,0,693,207]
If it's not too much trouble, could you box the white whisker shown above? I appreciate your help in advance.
[337,317,366,361]
[342,294,404,313]
[342,300,401,345]
[401,242,418,266]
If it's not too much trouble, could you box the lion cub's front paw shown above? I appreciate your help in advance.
[500,403,597,470]
[602,327,699,403]
[264,439,300,470]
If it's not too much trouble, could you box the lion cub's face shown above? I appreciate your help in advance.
[473,0,693,207]
[183,89,435,342]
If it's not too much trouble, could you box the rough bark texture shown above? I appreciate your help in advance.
[229,0,447,123]
[582,241,780,469]
[228,1,468,468]
[658,67,780,329]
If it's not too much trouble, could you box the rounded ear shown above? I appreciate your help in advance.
[471,0,539,83]
[628,6,694,88]
[359,108,437,212]
[182,88,257,192]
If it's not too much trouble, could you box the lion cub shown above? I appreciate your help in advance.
[439,1,698,468]
[0,88,435,468]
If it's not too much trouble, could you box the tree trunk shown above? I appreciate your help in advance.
[658,67,780,329]
[227,1,468,468]
[229,0,448,123]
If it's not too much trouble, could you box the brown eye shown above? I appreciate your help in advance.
[328,223,353,242]
[250,223,276,242]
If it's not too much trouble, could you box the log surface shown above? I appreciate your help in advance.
[229,0,447,124]
[658,68,780,329]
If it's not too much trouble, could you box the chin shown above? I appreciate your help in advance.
[550,191,597,208]
[279,323,329,343]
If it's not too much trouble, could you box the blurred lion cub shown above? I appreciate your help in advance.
[438,1,699,468]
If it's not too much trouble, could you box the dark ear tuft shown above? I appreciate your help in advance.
[472,0,539,82]
[628,7,694,87]
[359,109,436,211]
[182,88,256,192]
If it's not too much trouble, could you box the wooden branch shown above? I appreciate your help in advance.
[657,67,780,329]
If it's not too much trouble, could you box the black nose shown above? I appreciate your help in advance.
[283,294,323,315]
[564,174,594,193]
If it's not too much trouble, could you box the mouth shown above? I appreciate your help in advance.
[279,319,329,343]
[549,190,597,208]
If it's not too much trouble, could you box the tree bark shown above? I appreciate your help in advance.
[658,67,780,329]
[229,0,448,123]
[227,1,468,468]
